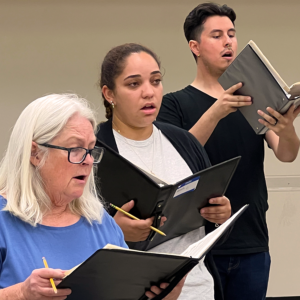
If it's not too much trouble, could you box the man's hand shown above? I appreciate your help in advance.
[145,276,186,300]
[113,200,154,242]
[211,82,252,120]
[189,82,252,145]
[200,196,231,224]
[261,104,300,162]
[258,104,300,138]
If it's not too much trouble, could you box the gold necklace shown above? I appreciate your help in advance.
[112,121,156,175]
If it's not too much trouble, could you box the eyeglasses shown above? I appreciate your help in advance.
[38,143,104,164]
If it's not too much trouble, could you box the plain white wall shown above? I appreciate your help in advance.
[1,0,300,296]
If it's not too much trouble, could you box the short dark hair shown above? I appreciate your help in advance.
[184,2,236,60]
[99,43,161,119]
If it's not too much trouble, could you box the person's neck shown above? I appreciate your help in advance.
[191,63,225,99]
[112,116,153,141]
[42,203,80,227]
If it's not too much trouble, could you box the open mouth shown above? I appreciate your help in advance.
[74,175,86,181]
[141,104,155,110]
[222,51,233,58]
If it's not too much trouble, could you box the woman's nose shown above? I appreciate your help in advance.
[142,82,155,98]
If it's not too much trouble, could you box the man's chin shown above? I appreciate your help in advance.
[219,62,232,75]
[216,66,227,77]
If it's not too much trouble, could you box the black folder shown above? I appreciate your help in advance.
[58,248,198,300]
[57,205,248,300]
[96,140,240,250]
[218,40,300,135]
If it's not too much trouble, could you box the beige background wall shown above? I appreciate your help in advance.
[1,0,299,296]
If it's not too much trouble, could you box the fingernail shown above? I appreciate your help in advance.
[201,209,206,213]
[209,199,214,204]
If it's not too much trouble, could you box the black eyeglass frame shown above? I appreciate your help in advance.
[38,143,104,165]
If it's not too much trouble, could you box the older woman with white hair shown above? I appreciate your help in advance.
[0,94,184,300]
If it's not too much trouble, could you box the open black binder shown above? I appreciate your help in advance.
[58,248,198,300]
[218,40,300,135]
[57,205,248,300]
[96,140,240,250]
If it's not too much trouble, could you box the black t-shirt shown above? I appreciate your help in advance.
[157,85,269,255]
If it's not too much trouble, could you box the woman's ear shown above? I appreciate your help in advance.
[189,40,201,58]
[30,142,41,167]
[102,85,116,106]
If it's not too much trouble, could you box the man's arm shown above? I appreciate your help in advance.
[185,83,251,145]
[259,105,300,162]
[189,107,221,146]
[159,83,251,145]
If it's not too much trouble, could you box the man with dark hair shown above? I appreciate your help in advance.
[157,2,300,300]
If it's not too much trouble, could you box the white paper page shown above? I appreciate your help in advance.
[289,82,300,99]
[248,40,290,94]
[180,205,248,258]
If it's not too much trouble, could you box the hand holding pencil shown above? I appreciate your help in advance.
[112,200,166,242]
[19,266,71,299]
[42,257,57,294]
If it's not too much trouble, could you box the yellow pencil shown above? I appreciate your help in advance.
[110,203,166,236]
[42,257,57,294]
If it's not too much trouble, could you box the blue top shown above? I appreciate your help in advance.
[0,195,128,289]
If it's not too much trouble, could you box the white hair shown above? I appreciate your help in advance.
[0,94,104,226]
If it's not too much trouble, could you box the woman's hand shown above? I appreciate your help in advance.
[145,276,186,300]
[159,216,167,227]
[200,196,231,224]
[114,200,154,242]
[18,268,71,300]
